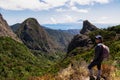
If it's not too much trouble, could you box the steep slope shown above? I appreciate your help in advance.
[0,37,40,79]
[10,23,21,32]
[45,28,74,51]
[63,29,80,35]
[16,18,57,52]
[0,37,59,80]
[0,13,21,42]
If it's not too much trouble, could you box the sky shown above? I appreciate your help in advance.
[0,0,120,30]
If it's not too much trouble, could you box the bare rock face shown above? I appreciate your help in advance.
[67,34,91,53]
[0,13,21,42]
[80,20,98,34]
[67,20,98,54]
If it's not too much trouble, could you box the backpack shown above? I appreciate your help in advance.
[101,44,110,59]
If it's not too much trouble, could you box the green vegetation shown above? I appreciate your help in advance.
[89,29,116,42]
[107,25,120,34]
[0,37,65,80]
[0,37,40,79]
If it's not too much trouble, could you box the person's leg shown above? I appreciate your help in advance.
[96,61,102,80]
[88,61,98,80]
[88,61,97,76]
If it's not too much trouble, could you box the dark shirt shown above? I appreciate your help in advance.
[94,43,103,61]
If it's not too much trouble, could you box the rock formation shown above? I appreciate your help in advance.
[80,20,98,34]
[67,20,98,53]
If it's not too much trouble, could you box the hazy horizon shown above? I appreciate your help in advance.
[42,22,116,30]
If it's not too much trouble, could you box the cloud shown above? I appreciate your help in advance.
[56,6,88,13]
[0,0,68,10]
[71,6,88,13]
[50,17,57,24]
[65,15,74,22]
[69,0,110,6]
[92,16,110,24]
[77,19,84,23]
[0,0,111,11]
[56,8,66,12]
[0,0,48,10]
[49,15,77,24]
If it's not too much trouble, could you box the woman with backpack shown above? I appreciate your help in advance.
[88,35,109,80]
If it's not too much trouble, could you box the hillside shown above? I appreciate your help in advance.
[62,29,80,35]
[10,23,21,32]
[45,28,74,51]
[0,37,43,79]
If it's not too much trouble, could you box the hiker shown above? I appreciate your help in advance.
[88,35,104,80]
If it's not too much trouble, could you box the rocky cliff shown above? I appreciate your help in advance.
[67,20,98,53]
[0,13,21,42]
[80,20,98,34]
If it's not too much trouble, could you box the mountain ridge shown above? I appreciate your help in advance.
[16,18,57,52]
[11,19,74,52]
[0,13,21,42]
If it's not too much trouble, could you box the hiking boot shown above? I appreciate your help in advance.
[90,76,95,80]
[96,76,100,80]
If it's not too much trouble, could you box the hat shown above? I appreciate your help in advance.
[95,35,102,39]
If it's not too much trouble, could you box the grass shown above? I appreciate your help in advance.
[0,37,67,80]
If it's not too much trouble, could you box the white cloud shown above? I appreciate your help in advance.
[92,16,110,24]
[43,0,68,8]
[71,6,88,13]
[48,15,78,24]
[50,17,57,24]
[56,8,66,12]
[0,0,110,11]
[0,0,68,10]
[56,6,88,13]
[0,0,49,10]
[69,0,110,6]
[65,15,74,22]
[95,0,110,4]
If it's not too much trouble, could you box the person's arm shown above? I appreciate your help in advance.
[94,45,102,61]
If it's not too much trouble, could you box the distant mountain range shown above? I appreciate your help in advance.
[11,23,80,35]
[43,22,115,30]
[43,23,82,30]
